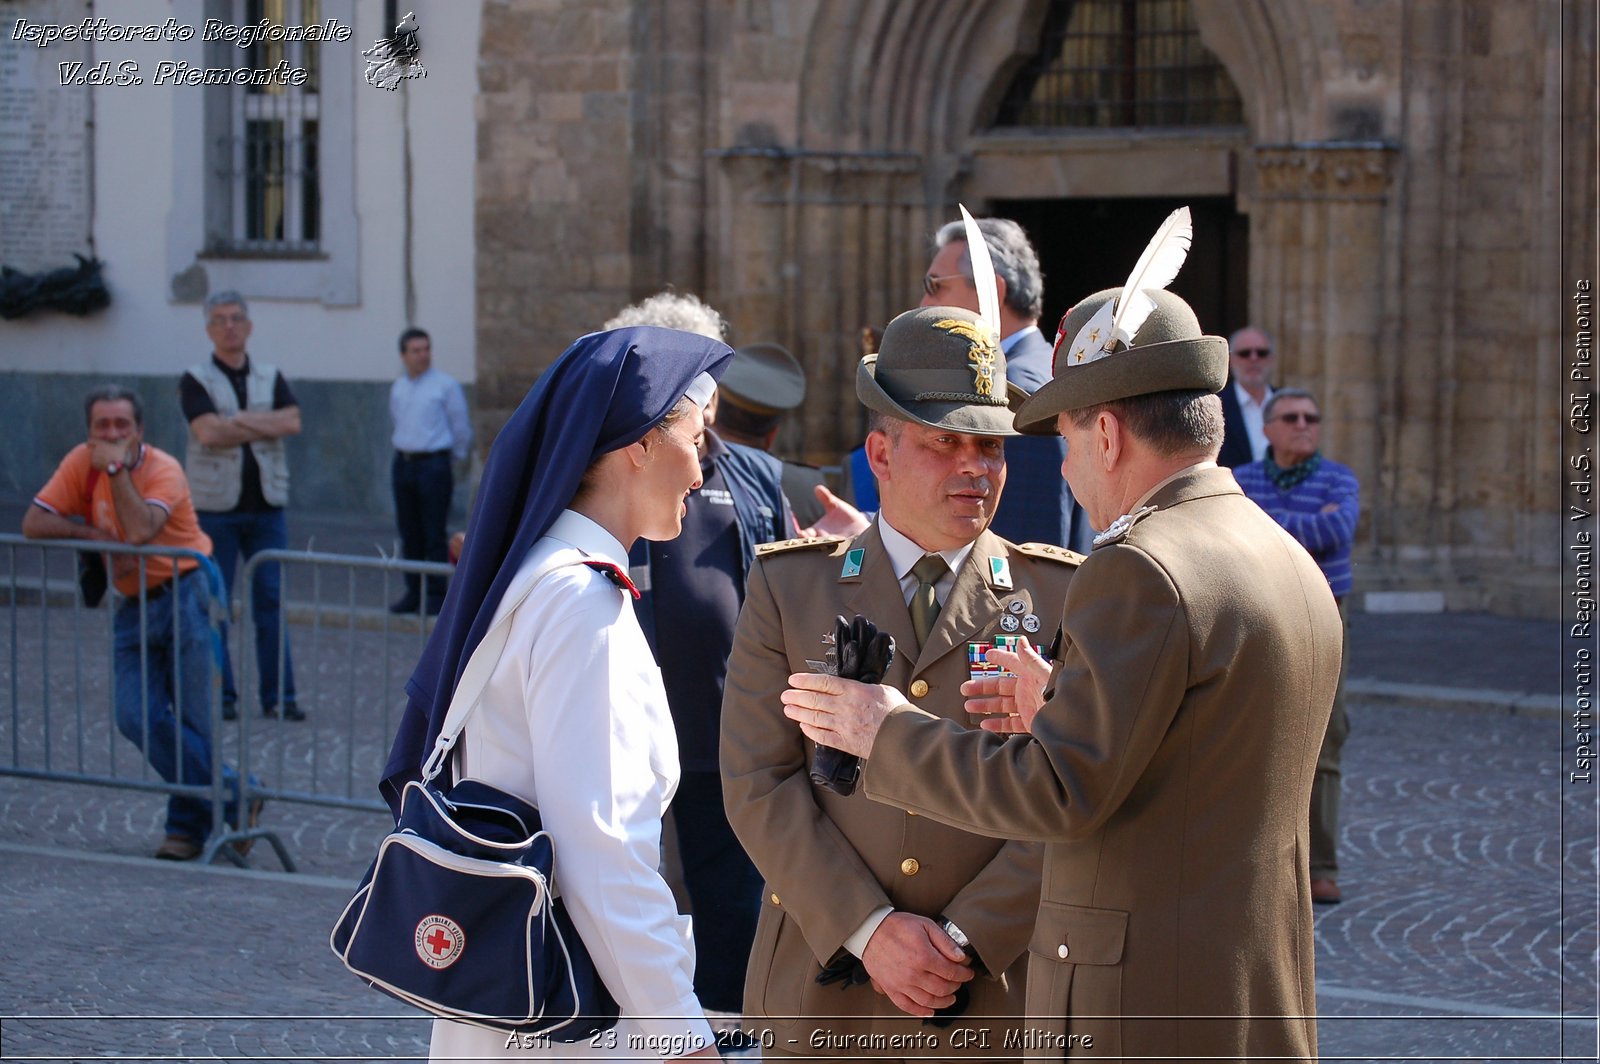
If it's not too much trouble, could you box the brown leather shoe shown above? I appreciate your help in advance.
[1311,877,1342,905]
[232,796,266,857]
[155,834,202,861]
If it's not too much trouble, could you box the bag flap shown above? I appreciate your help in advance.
[399,779,552,866]
[1028,901,1128,965]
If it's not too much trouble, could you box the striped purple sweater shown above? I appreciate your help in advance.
[1234,455,1360,598]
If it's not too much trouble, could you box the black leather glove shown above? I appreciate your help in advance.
[809,614,895,795]
[924,982,973,1027]
[815,953,873,989]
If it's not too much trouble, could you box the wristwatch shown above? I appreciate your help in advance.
[104,461,125,476]
[939,917,980,965]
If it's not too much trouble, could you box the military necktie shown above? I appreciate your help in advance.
[909,553,949,647]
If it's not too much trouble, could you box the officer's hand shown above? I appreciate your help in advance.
[798,485,870,540]
[859,912,974,1017]
[783,672,905,757]
[963,640,1050,733]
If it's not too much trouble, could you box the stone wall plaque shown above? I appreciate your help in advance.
[0,0,93,272]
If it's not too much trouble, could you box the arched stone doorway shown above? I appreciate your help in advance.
[711,0,1384,474]
[475,0,1578,614]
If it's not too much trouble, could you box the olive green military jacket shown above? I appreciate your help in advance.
[722,523,1080,1055]
[863,467,1341,1062]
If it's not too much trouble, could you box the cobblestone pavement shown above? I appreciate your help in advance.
[2,696,1594,1062]
[1,510,1592,1062]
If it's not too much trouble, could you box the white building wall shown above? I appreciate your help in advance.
[4,0,480,385]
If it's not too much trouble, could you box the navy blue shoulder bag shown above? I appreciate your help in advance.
[331,557,619,1039]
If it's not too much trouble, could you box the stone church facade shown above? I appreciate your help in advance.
[478,0,1591,617]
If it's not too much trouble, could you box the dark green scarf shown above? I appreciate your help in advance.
[1264,448,1322,492]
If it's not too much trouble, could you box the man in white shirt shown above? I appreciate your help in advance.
[389,327,472,615]
[1218,324,1276,467]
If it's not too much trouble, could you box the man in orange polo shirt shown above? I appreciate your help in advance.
[24,385,258,861]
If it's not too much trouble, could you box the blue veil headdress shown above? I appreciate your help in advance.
[380,325,733,813]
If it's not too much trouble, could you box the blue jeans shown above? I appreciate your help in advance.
[113,570,241,842]
[199,509,297,711]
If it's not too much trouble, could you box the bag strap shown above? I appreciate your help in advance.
[419,554,594,784]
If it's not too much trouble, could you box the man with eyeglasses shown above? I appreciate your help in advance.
[180,291,304,723]
[920,217,1085,550]
[1235,387,1360,905]
[1218,324,1277,467]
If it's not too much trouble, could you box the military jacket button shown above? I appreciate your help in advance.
[900,858,920,876]
[910,679,930,698]
[770,893,781,906]
[1057,943,1070,959]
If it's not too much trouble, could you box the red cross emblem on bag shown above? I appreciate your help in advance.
[414,914,465,970]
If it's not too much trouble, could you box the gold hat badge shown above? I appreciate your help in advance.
[932,318,999,397]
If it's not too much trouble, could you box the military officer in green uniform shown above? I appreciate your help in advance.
[782,285,1342,1061]
[721,304,1081,1057]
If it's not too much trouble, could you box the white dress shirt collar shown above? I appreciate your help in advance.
[1000,324,1041,355]
[876,514,974,605]
[545,509,629,569]
[1233,379,1274,463]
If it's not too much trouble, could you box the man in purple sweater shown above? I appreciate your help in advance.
[1235,387,1360,904]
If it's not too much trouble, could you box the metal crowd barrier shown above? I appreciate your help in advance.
[0,533,279,867]
[233,548,451,806]
[1,534,451,872]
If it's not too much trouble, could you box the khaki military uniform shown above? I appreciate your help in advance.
[721,524,1079,1058]
[863,468,1341,1062]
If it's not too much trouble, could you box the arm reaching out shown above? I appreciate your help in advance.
[964,640,1052,734]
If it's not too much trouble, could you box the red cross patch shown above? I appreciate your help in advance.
[414,914,465,970]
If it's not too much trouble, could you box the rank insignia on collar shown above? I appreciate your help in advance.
[840,548,865,579]
[1092,505,1158,548]
[988,556,1013,590]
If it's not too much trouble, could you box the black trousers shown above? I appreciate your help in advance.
[391,451,452,601]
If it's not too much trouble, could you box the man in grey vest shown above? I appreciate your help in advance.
[180,291,304,722]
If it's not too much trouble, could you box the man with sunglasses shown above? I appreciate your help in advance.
[1218,325,1277,467]
[920,217,1084,549]
[1236,387,1360,905]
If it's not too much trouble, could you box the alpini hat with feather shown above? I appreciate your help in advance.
[857,306,1027,437]
[1014,207,1229,435]
[858,205,1024,437]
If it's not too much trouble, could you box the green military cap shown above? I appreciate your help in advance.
[719,342,807,416]
[1014,288,1229,435]
[857,306,1026,437]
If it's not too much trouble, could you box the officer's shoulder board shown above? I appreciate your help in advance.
[754,534,847,559]
[1013,542,1086,567]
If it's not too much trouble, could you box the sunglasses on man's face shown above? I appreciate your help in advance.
[1233,347,1272,359]
[922,273,969,297]
[1273,412,1321,426]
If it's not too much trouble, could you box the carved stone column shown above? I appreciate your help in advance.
[1250,141,1399,563]
[708,148,928,465]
